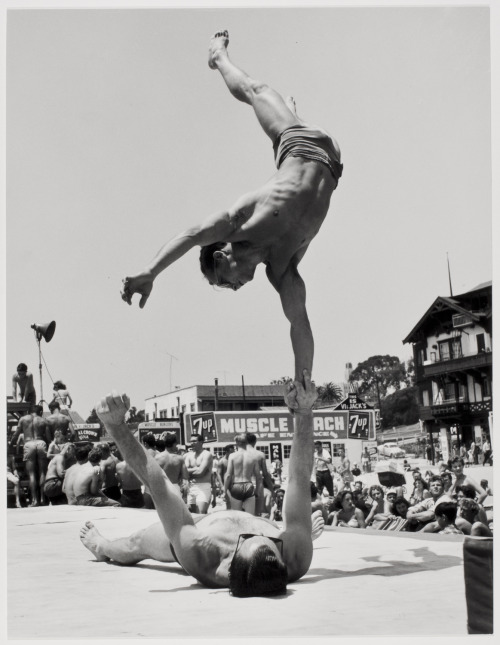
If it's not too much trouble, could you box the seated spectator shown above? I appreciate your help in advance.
[351,488,371,519]
[434,500,463,535]
[44,442,76,505]
[270,488,285,522]
[7,444,23,508]
[456,498,492,536]
[47,429,65,461]
[351,463,361,477]
[448,457,487,503]
[407,475,449,532]
[98,442,121,502]
[73,447,121,507]
[330,490,366,529]
[441,471,453,494]
[423,470,434,484]
[116,458,145,508]
[365,485,385,526]
[409,478,430,506]
[480,479,493,496]
[392,496,420,532]
[455,485,489,525]
[384,488,399,513]
[353,480,363,493]
[63,444,92,504]
[310,481,328,522]
[403,459,412,471]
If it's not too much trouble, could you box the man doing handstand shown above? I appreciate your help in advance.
[121,31,343,380]
[80,370,323,597]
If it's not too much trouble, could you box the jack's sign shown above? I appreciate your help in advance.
[185,410,376,443]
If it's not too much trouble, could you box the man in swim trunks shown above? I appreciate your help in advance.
[10,405,51,506]
[80,370,323,596]
[12,363,37,412]
[224,433,262,514]
[245,432,275,516]
[116,457,145,508]
[184,433,213,514]
[121,31,342,382]
[155,432,189,501]
[46,402,72,447]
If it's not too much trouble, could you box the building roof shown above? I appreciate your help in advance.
[146,384,286,400]
[403,281,492,344]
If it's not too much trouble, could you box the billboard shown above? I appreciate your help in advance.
[72,424,101,443]
[185,409,376,443]
[138,420,182,443]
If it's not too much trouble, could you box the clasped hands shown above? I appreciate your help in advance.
[285,369,317,414]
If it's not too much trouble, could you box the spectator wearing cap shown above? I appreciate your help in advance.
[407,475,448,532]
[434,501,463,535]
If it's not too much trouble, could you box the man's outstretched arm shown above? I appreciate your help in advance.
[271,265,313,382]
[122,211,236,308]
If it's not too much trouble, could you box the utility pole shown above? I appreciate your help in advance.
[165,351,178,392]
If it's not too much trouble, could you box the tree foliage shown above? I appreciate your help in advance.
[270,376,293,385]
[349,355,410,404]
[380,386,420,428]
[316,382,343,405]
[86,408,103,428]
[126,407,145,423]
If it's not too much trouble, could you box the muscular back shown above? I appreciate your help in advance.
[228,450,261,483]
[155,452,187,486]
[47,412,70,438]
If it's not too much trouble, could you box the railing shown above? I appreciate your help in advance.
[427,399,492,418]
[423,350,492,376]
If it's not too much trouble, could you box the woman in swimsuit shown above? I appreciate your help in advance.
[330,490,366,529]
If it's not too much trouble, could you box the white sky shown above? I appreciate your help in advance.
[3,1,496,420]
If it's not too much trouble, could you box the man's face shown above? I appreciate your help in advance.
[452,461,464,476]
[354,482,363,492]
[429,479,444,497]
[314,443,322,452]
[17,369,27,379]
[212,246,255,291]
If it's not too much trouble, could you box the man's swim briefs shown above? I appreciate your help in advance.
[230,481,255,502]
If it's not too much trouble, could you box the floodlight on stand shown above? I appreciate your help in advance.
[31,321,56,407]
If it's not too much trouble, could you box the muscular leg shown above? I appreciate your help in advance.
[37,451,48,504]
[208,30,301,141]
[25,459,38,506]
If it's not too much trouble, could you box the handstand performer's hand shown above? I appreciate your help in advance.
[291,369,317,413]
[121,272,154,308]
[96,391,131,429]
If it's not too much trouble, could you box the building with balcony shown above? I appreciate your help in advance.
[403,281,492,460]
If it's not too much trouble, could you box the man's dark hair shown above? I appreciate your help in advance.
[88,447,102,466]
[164,432,178,449]
[155,438,166,451]
[98,442,111,458]
[190,433,203,444]
[224,444,234,455]
[451,457,464,467]
[53,380,66,390]
[456,484,476,499]
[235,433,248,447]
[75,444,92,463]
[49,402,60,412]
[199,242,226,283]
[34,405,44,416]
[434,501,458,523]
[429,475,443,485]
[228,544,288,597]
[17,363,28,372]
[245,433,257,447]
[143,433,156,448]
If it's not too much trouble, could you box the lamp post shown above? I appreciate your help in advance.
[30,321,56,408]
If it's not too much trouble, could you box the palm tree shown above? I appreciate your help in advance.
[316,382,343,406]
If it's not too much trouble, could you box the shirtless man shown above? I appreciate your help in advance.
[155,432,189,500]
[12,363,37,411]
[80,370,324,596]
[184,434,213,514]
[448,457,487,504]
[46,402,72,447]
[63,444,92,505]
[116,459,145,508]
[10,405,51,506]
[224,434,262,514]
[44,442,76,505]
[99,442,121,501]
[121,31,342,381]
[73,447,120,507]
[246,432,275,516]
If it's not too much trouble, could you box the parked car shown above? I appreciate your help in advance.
[377,442,406,459]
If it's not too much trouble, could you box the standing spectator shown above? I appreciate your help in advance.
[142,433,158,508]
[217,444,234,497]
[313,441,334,497]
[116,458,145,508]
[10,405,50,506]
[155,432,189,500]
[425,443,432,463]
[338,449,354,488]
[7,444,23,508]
[481,437,492,466]
[51,381,73,415]
[459,443,467,462]
[12,363,37,412]
[361,447,371,473]
[270,488,285,522]
[46,402,72,446]
[469,440,477,466]
[224,434,261,515]
[246,432,275,516]
[185,433,213,514]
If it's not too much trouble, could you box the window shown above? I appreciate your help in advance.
[213,447,226,458]
[476,333,485,353]
[438,339,462,361]
[171,408,175,417]
[444,382,456,401]
[181,405,186,414]
[283,445,292,459]
[482,378,491,398]
[260,446,270,459]
[422,390,430,406]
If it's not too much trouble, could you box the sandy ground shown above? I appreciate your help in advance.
[5,460,493,642]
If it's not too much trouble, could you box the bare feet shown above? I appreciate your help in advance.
[208,30,229,69]
[311,509,325,541]
[80,521,110,562]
